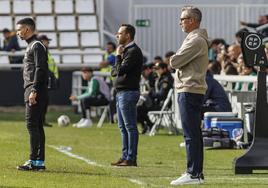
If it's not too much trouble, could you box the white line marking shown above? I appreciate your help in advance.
[128,178,146,185]
[48,145,152,186]
[48,145,105,168]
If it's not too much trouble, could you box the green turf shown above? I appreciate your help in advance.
[0,108,268,188]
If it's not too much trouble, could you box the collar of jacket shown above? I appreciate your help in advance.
[26,34,37,44]
[123,41,135,52]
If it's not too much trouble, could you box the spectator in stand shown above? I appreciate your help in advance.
[164,51,175,72]
[100,42,116,69]
[37,34,59,127]
[137,62,173,134]
[202,71,232,116]
[217,44,241,75]
[1,28,22,64]
[153,55,164,65]
[140,62,157,90]
[69,68,110,128]
[234,64,257,91]
[99,42,117,123]
[99,42,116,83]
[208,38,227,62]
[240,15,268,38]
[208,61,221,75]
[235,28,249,44]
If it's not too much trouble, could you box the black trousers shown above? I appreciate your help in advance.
[80,94,109,118]
[25,90,48,161]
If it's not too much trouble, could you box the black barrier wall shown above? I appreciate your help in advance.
[0,70,73,106]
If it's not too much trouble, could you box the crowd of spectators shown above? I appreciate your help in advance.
[1,14,268,133]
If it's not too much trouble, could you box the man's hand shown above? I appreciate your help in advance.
[116,45,124,56]
[69,95,77,101]
[29,91,37,106]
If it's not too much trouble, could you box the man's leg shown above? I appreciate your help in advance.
[116,93,128,160]
[37,98,47,162]
[178,92,204,176]
[117,91,140,162]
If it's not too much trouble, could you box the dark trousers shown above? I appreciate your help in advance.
[137,104,157,130]
[178,92,204,176]
[25,93,48,161]
[80,94,109,118]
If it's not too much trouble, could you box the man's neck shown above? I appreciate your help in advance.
[124,40,134,48]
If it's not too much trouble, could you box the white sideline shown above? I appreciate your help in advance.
[48,145,105,168]
[48,145,157,187]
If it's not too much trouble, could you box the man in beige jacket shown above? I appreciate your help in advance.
[169,6,209,185]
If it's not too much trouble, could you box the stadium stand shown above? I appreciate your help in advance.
[0,0,104,66]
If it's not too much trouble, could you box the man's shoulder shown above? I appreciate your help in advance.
[127,44,142,55]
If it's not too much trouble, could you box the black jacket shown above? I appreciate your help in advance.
[150,71,174,106]
[23,35,48,101]
[111,43,143,91]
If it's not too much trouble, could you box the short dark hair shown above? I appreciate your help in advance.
[16,17,35,32]
[2,28,10,33]
[81,67,93,73]
[107,42,116,50]
[165,51,175,58]
[121,24,135,40]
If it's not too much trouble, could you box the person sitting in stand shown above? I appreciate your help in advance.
[202,70,232,116]
[137,62,173,134]
[69,67,111,128]
[1,28,22,64]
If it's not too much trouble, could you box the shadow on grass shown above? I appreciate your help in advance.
[46,169,107,176]
[0,186,30,188]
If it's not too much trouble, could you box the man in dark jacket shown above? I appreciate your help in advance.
[16,18,48,171]
[202,71,232,115]
[2,28,23,64]
[111,24,143,167]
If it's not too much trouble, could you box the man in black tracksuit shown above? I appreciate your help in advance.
[16,18,48,171]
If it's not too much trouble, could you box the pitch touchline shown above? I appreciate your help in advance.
[48,145,163,187]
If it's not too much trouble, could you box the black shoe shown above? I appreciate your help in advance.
[17,160,46,171]
[44,122,53,127]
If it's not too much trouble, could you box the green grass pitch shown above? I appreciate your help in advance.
[0,107,268,188]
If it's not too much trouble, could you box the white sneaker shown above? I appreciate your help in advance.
[170,173,203,185]
[76,118,93,128]
[72,118,86,128]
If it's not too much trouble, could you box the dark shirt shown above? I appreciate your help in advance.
[150,71,174,106]
[23,35,48,101]
[204,71,232,112]
[111,43,143,91]
[3,34,21,51]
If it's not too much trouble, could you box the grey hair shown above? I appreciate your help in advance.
[182,6,202,23]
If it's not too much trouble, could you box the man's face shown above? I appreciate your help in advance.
[106,44,115,53]
[180,11,192,33]
[116,26,128,45]
[227,45,241,61]
[3,32,9,39]
[16,24,28,40]
[82,71,92,81]
[258,16,268,24]
[155,67,164,77]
